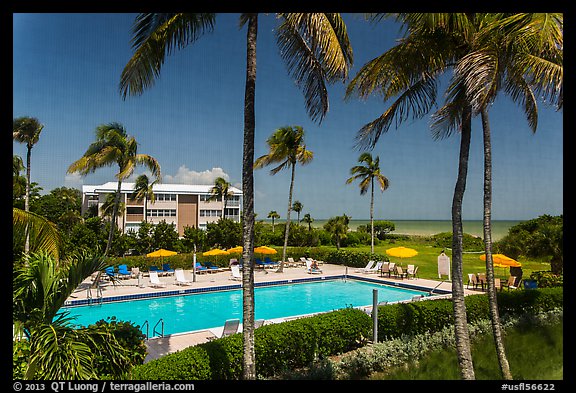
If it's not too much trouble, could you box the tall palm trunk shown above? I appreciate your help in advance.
[370,177,375,254]
[241,13,258,380]
[451,106,476,380]
[279,163,295,273]
[481,107,513,380]
[105,180,123,256]
[24,145,32,253]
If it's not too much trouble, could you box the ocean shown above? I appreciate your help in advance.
[264,219,522,241]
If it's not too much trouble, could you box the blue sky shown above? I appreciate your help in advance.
[13,13,563,221]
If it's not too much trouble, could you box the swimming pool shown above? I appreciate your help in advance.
[61,278,430,336]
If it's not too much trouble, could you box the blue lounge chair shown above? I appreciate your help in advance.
[162,263,175,275]
[194,262,208,274]
[264,257,278,267]
[255,258,268,269]
[104,266,116,279]
[149,265,163,276]
[117,264,131,279]
[203,261,222,272]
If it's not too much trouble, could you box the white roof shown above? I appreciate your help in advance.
[82,182,242,195]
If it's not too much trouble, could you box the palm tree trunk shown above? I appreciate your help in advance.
[24,145,31,253]
[105,180,122,256]
[451,106,476,380]
[481,107,513,380]
[241,12,258,380]
[279,162,296,273]
[370,177,375,254]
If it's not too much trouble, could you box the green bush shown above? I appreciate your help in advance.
[529,271,563,288]
[376,287,562,341]
[13,338,30,379]
[433,232,485,252]
[130,308,371,380]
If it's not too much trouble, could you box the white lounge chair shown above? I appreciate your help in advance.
[221,319,240,337]
[175,268,193,286]
[364,261,383,274]
[230,264,242,281]
[355,260,374,273]
[305,259,322,274]
[149,271,167,288]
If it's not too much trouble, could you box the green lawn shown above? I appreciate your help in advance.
[319,237,550,282]
[370,320,563,380]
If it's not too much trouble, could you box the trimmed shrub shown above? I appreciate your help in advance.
[130,308,371,380]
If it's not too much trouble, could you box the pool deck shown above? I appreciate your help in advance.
[67,263,480,362]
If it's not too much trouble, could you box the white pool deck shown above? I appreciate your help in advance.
[66,263,479,362]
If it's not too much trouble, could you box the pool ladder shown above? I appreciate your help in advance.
[86,286,103,304]
[141,318,164,340]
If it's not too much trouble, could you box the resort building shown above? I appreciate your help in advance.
[81,182,242,236]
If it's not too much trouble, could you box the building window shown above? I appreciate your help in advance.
[126,207,144,215]
[199,209,222,217]
[200,194,221,202]
[149,209,177,217]
[153,193,176,201]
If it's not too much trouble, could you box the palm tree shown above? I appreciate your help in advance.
[13,251,131,379]
[254,126,313,273]
[345,13,479,379]
[132,174,158,223]
[67,122,161,256]
[346,152,389,254]
[267,210,280,232]
[302,213,314,231]
[323,214,349,250]
[291,200,303,225]
[452,13,563,380]
[101,192,126,228]
[13,155,27,205]
[119,12,352,379]
[13,116,44,253]
[208,177,234,219]
[13,207,61,261]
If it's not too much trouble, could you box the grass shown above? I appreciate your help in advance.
[370,321,563,380]
[312,236,550,282]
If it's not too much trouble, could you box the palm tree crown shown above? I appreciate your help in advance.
[208,177,234,218]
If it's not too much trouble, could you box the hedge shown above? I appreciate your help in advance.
[377,287,563,341]
[130,308,372,380]
[130,287,561,380]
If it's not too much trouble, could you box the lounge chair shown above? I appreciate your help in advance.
[299,257,308,266]
[305,259,322,274]
[477,273,487,290]
[264,257,279,267]
[162,263,175,275]
[467,273,480,289]
[221,319,240,337]
[148,266,164,276]
[104,266,116,279]
[194,262,208,274]
[203,261,223,273]
[407,265,418,279]
[503,275,519,290]
[130,267,140,279]
[383,262,396,278]
[117,264,131,279]
[286,257,298,268]
[149,271,167,288]
[394,266,408,279]
[494,277,503,291]
[364,261,383,274]
[174,268,193,286]
[380,262,390,277]
[355,260,374,273]
[230,264,242,281]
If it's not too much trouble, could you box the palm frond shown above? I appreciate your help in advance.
[13,208,61,260]
[120,13,216,99]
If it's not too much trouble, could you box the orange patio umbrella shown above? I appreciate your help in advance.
[479,254,521,267]
[386,246,418,259]
[254,246,277,255]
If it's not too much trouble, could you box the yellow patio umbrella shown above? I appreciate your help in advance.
[254,246,277,255]
[147,248,178,258]
[202,248,230,256]
[386,246,418,259]
[480,253,521,276]
[227,246,244,254]
[146,248,178,267]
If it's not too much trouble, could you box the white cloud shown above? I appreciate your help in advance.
[164,166,230,185]
[64,172,83,189]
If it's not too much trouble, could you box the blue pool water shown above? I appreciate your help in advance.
[61,279,428,335]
